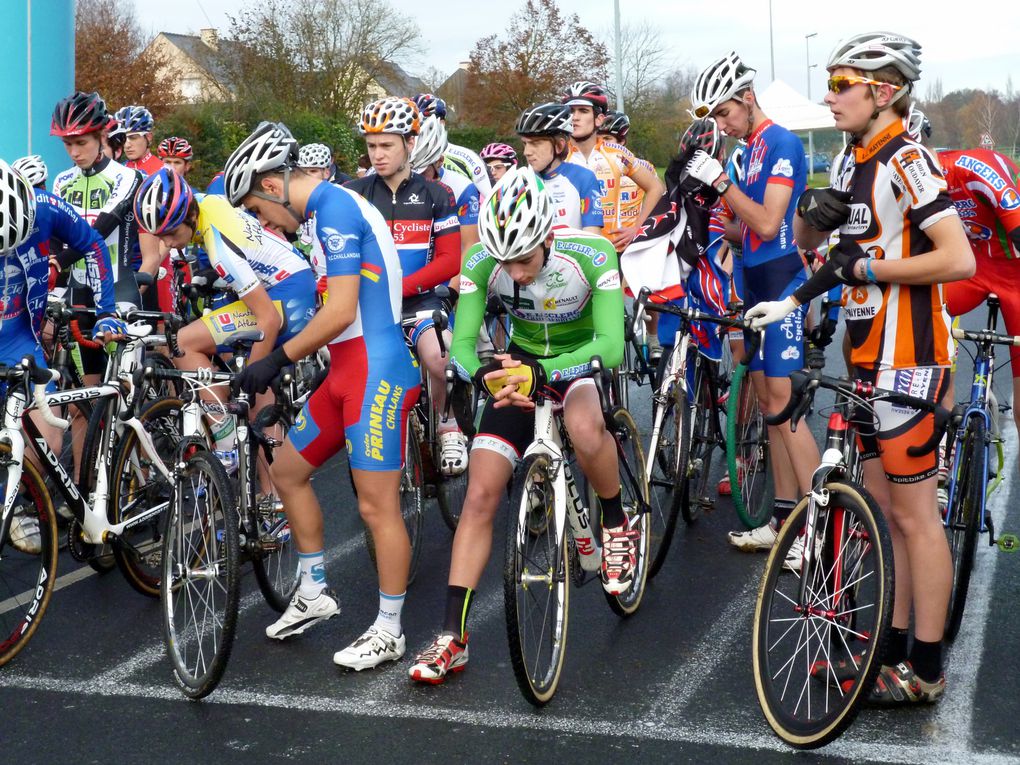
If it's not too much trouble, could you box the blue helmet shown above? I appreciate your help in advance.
[412,93,447,120]
[134,168,194,234]
[114,104,154,134]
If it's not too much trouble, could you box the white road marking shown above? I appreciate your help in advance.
[0,562,100,615]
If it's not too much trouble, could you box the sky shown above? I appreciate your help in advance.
[133,0,1020,103]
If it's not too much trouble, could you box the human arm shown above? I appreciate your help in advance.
[45,192,115,315]
[402,190,461,297]
[448,246,490,380]
[136,232,162,290]
[239,284,282,362]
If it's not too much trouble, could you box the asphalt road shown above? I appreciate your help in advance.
[2,308,1020,764]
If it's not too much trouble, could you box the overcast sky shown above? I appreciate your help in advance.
[133,0,1020,102]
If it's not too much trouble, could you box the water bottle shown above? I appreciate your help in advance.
[564,468,601,571]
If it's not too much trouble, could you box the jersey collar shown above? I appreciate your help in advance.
[747,119,774,145]
[81,154,112,178]
[853,120,905,164]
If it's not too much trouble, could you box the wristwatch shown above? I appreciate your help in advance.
[713,175,732,195]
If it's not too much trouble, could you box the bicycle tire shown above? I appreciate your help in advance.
[726,361,772,528]
[249,404,300,612]
[753,482,893,749]
[65,399,117,573]
[944,415,987,642]
[0,447,59,666]
[680,362,716,525]
[504,452,569,706]
[162,448,240,699]
[437,470,467,532]
[143,351,182,401]
[603,406,651,616]
[109,398,183,597]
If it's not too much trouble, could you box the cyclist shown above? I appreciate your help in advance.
[0,158,121,552]
[685,52,820,557]
[12,155,48,191]
[297,143,335,182]
[114,105,163,176]
[596,109,655,231]
[563,82,664,251]
[515,102,603,233]
[157,137,194,177]
[346,97,468,475]
[409,167,628,684]
[598,111,630,145]
[223,121,420,670]
[413,93,492,199]
[134,167,317,465]
[746,32,973,704]
[479,143,517,184]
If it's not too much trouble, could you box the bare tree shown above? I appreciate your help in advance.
[975,90,1002,146]
[603,22,674,112]
[924,77,944,103]
[419,66,449,95]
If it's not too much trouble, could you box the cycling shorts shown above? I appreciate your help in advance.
[855,365,950,484]
[743,251,808,377]
[200,271,317,352]
[0,316,53,392]
[289,337,420,471]
[472,378,595,466]
[402,291,448,348]
[944,256,1020,372]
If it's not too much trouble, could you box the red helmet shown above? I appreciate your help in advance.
[158,137,194,160]
[562,81,610,114]
[51,91,110,137]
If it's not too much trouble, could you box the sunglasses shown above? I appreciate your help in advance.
[826,75,902,95]
[486,162,513,171]
[692,104,711,119]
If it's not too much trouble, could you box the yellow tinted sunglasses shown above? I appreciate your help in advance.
[827,75,902,95]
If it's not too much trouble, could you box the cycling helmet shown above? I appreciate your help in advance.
[690,52,756,118]
[50,91,110,137]
[478,167,555,263]
[12,155,48,187]
[222,121,299,206]
[515,103,573,137]
[114,105,155,134]
[412,93,448,120]
[904,104,932,141]
[479,143,518,166]
[157,136,194,160]
[0,159,38,252]
[409,116,448,172]
[826,32,922,83]
[678,118,723,161]
[298,143,333,169]
[134,167,194,234]
[359,97,420,136]
[562,81,610,113]
[599,111,630,140]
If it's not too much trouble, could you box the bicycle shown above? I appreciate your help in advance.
[503,357,650,706]
[752,367,949,748]
[942,294,1015,641]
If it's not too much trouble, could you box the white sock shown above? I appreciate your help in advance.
[298,551,326,598]
[373,590,405,636]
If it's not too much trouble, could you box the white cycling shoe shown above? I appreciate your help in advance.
[333,625,405,670]
[439,431,469,476]
[9,510,41,555]
[265,588,340,640]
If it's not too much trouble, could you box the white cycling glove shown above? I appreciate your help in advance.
[745,297,798,330]
[685,150,726,187]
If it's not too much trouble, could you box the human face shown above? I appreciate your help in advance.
[365,134,411,179]
[242,179,300,233]
[124,132,150,161]
[299,167,331,181]
[156,224,193,250]
[486,160,510,182]
[521,136,555,171]
[162,157,190,175]
[569,105,599,138]
[62,134,103,169]
[503,243,548,286]
[711,97,752,140]
[824,66,899,134]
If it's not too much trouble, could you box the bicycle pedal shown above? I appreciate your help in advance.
[997,533,1019,552]
[696,497,716,512]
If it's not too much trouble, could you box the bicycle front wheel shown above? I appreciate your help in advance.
[162,449,240,699]
[727,361,772,528]
[681,363,717,525]
[944,415,987,642]
[504,453,569,706]
[0,450,58,666]
[753,482,892,749]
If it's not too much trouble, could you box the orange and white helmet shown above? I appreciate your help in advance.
[359,97,420,136]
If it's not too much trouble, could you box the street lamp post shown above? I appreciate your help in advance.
[614,0,624,112]
[805,32,817,176]
[769,0,776,80]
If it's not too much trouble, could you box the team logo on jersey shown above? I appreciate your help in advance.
[459,276,478,294]
[771,158,794,178]
[596,269,620,290]
[780,346,800,361]
[963,221,993,240]
[842,204,873,235]
[1001,188,1020,211]
[546,272,566,288]
[406,193,423,205]
[320,226,357,256]
[216,313,236,332]
[543,297,557,310]
[955,156,1007,191]
[591,251,608,267]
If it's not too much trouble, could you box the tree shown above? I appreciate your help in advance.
[603,22,673,113]
[74,0,180,115]
[461,0,609,128]
[419,66,449,95]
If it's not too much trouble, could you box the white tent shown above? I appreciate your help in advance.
[756,79,835,132]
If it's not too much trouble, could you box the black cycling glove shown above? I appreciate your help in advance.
[797,188,853,231]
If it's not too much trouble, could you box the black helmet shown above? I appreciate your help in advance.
[599,111,630,140]
[515,103,573,137]
[51,91,109,137]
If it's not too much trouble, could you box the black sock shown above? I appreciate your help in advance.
[441,585,474,641]
[599,491,625,528]
[774,499,796,526]
[910,638,943,682]
[881,627,910,666]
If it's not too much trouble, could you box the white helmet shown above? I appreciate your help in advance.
[409,115,448,172]
[904,104,932,142]
[478,167,554,263]
[222,121,299,206]
[12,155,48,187]
[690,52,756,118]
[826,32,922,83]
[0,159,37,252]
[298,143,333,169]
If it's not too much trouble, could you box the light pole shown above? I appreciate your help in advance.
[769,0,776,80]
[614,0,624,112]
[805,32,817,175]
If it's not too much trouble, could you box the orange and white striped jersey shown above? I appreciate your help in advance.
[829,121,959,371]
[567,137,643,234]
[618,158,656,228]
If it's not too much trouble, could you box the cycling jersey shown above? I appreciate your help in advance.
[740,120,806,267]
[939,149,1020,260]
[438,166,480,227]
[618,158,655,228]
[192,193,310,297]
[452,228,624,382]
[445,142,492,199]
[828,121,958,371]
[567,137,644,232]
[539,162,604,232]
[345,172,461,297]
[126,153,164,176]
[206,173,225,195]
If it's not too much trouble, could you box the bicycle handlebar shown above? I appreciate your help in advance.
[0,356,70,429]
[951,326,1020,347]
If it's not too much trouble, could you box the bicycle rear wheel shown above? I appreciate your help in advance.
[162,449,239,700]
[727,361,772,528]
[504,453,569,706]
[0,449,58,666]
[753,482,892,749]
[437,470,467,532]
[944,415,987,642]
[681,362,717,525]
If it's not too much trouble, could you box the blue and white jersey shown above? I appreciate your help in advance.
[439,166,480,227]
[445,142,493,199]
[540,162,604,231]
